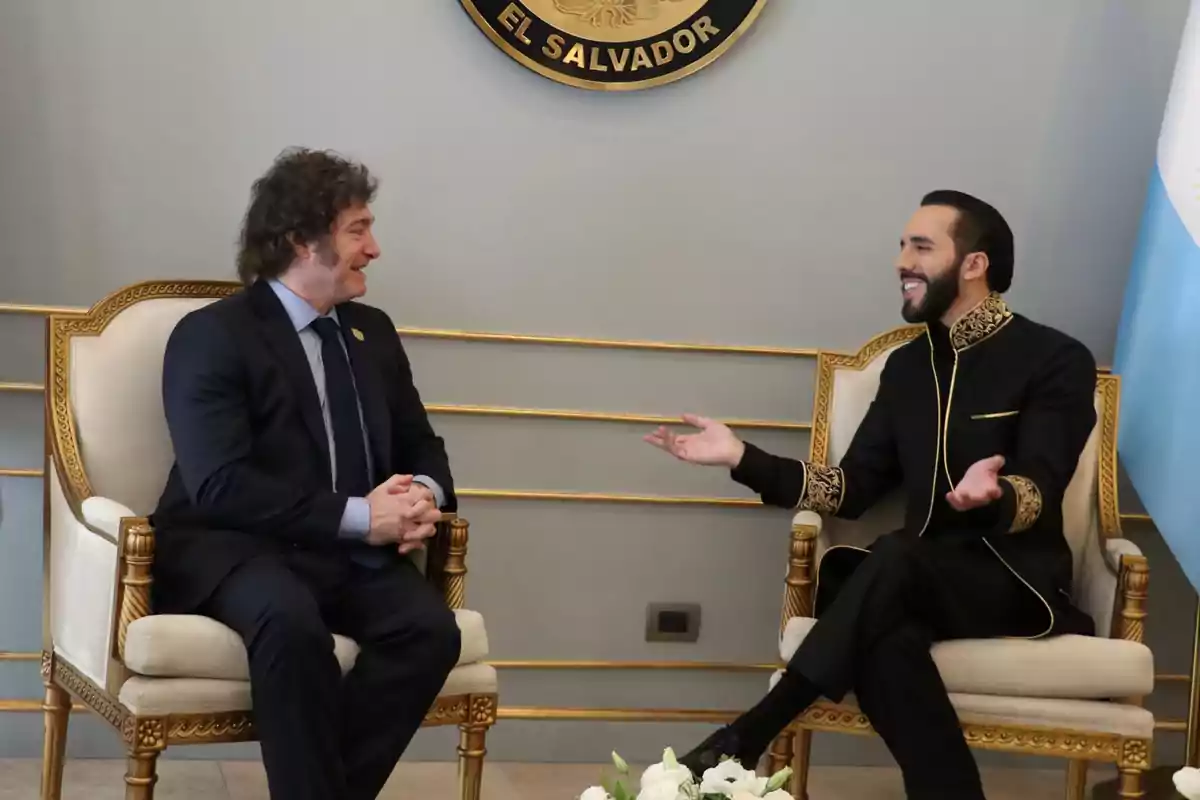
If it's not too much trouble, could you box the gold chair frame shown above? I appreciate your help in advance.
[760,326,1152,800]
[39,281,498,800]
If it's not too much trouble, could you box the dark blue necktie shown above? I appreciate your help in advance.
[310,317,371,498]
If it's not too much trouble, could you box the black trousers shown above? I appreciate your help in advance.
[199,550,461,800]
[791,532,1050,800]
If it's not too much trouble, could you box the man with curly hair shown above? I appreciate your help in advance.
[151,148,460,800]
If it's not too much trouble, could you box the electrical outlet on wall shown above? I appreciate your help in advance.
[645,602,701,643]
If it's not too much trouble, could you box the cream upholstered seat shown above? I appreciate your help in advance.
[40,281,497,800]
[765,326,1154,800]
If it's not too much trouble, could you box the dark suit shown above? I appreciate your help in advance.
[151,279,460,800]
[731,294,1097,799]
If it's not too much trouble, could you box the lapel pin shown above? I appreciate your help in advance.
[351,327,365,342]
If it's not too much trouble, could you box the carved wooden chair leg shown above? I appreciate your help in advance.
[457,723,488,800]
[790,728,812,800]
[767,729,795,777]
[1065,759,1088,800]
[40,681,70,800]
[1117,767,1144,799]
[124,748,160,800]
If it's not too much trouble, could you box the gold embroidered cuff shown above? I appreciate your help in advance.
[1001,475,1043,533]
[798,463,845,515]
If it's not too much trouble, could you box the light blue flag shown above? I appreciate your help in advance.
[1114,0,1200,591]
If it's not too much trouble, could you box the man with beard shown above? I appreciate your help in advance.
[645,191,1098,799]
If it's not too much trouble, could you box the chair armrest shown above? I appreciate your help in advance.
[80,495,139,540]
[781,511,824,629]
[1111,542,1149,644]
[424,515,470,610]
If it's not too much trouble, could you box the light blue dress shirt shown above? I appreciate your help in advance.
[268,280,445,540]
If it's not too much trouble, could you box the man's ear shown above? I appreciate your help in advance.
[286,232,313,260]
[961,251,990,283]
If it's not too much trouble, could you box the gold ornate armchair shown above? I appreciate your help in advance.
[40,281,498,800]
[764,327,1155,800]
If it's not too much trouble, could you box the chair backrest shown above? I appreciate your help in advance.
[809,325,1121,586]
[47,281,240,514]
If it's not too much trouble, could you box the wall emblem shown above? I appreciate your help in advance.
[460,1,768,91]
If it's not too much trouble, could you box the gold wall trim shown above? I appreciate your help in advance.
[425,404,810,432]
[456,489,761,507]
[496,707,739,723]
[0,302,84,317]
[0,381,42,394]
[0,300,819,359]
[0,468,42,478]
[0,383,812,433]
[397,326,818,358]
[0,468,1166,521]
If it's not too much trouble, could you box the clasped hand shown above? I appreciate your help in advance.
[366,474,441,554]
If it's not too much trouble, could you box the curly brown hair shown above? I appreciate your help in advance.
[236,148,379,286]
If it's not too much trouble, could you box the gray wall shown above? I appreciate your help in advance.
[0,0,1195,770]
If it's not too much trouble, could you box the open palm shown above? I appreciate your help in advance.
[644,414,745,467]
[946,455,1006,511]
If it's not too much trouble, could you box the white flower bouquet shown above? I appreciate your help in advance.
[579,748,794,800]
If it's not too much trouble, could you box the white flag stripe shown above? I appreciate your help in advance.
[1159,0,1200,245]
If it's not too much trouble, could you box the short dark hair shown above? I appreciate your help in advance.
[920,190,1014,293]
[236,148,379,286]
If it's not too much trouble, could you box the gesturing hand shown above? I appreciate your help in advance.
[644,414,746,468]
[946,455,1006,511]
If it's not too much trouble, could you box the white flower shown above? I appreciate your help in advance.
[699,760,768,797]
[580,787,613,800]
[636,781,688,800]
[640,761,692,793]
[1175,767,1200,800]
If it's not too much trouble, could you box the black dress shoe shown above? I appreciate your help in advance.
[678,726,764,776]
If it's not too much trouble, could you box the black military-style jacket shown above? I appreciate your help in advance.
[733,294,1098,637]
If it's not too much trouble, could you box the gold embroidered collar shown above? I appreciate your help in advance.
[943,293,1013,352]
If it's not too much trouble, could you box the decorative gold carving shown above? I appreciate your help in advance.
[1095,375,1123,540]
[48,280,240,508]
[948,293,1014,352]
[1119,738,1151,769]
[53,657,126,731]
[469,694,498,726]
[40,651,53,679]
[116,519,155,658]
[797,700,1141,763]
[443,518,469,610]
[551,0,694,29]
[798,463,844,515]
[122,718,166,751]
[809,326,923,465]
[425,696,469,726]
[782,523,818,627]
[1001,475,1043,533]
[1117,555,1150,644]
[167,711,255,744]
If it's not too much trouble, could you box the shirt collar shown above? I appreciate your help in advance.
[268,279,339,333]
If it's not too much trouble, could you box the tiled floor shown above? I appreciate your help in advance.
[0,759,1103,798]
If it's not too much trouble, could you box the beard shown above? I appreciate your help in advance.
[901,259,963,324]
